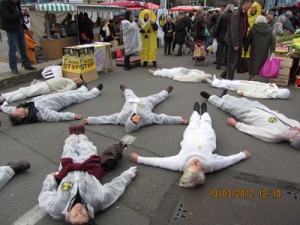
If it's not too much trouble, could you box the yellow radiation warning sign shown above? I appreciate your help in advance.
[62,46,96,73]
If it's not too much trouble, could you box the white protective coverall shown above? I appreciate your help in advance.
[153,67,211,83]
[208,94,300,143]
[0,166,15,189]
[87,88,183,132]
[38,134,136,220]
[121,20,141,56]
[137,112,246,172]
[210,77,290,99]
[1,78,77,103]
[2,86,101,122]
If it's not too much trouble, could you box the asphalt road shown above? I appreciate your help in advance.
[1,49,300,225]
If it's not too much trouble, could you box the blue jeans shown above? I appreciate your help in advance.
[7,30,31,71]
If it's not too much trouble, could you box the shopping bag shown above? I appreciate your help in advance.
[258,57,281,78]
[237,53,249,73]
[81,33,88,41]
[211,39,218,53]
[193,44,205,59]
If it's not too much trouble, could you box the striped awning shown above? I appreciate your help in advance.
[76,4,125,13]
[35,3,76,12]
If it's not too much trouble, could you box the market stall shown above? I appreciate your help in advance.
[30,3,124,60]
[274,30,300,86]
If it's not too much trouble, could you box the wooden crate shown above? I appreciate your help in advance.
[269,56,293,86]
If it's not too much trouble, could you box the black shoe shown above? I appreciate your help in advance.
[11,70,20,75]
[165,86,173,93]
[200,91,211,99]
[216,65,221,70]
[213,61,217,64]
[120,84,127,92]
[220,70,227,79]
[124,67,131,71]
[24,66,37,70]
[193,102,200,114]
[7,160,30,174]
[200,102,207,115]
[97,83,103,91]
[153,62,157,67]
[142,62,147,67]
[220,89,228,97]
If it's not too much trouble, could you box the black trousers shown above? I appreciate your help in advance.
[226,46,241,80]
[124,54,131,68]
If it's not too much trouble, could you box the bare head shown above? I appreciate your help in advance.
[255,15,267,24]
[242,0,253,12]
[179,159,205,188]
[65,203,91,225]
[9,108,29,126]
[287,127,300,150]
[131,114,142,125]
[278,16,286,24]
[167,16,172,22]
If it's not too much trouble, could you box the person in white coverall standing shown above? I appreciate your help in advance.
[1,84,103,126]
[38,125,137,224]
[200,91,300,149]
[84,84,189,133]
[130,102,251,188]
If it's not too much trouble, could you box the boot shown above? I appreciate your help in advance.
[120,84,127,92]
[97,83,103,91]
[200,102,207,115]
[193,102,200,114]
[200,91,211,99]
[152,61,157,67]
[69,125,76,135]
[165,86,173,93]
[77,125,85,135]
[142,62,148,67]
[7,161,30,174]
[220,89,228,98]
[220,70,227,79]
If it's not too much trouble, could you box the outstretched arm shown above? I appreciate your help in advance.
[130,152,182,171]
[39,108,78,122]
[210,151,250,172]
[84,113,119,125]
[152,113,183,125]
[97,167,137,210]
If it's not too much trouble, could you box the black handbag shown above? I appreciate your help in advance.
[237,53,249,73]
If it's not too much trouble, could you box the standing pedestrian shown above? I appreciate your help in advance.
[222,0,253,80]
[163,16,175,55]
[121,10,140,71]
[244,15,275,81]
[0,0,36,75]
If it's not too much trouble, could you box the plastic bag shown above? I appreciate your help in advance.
[258,57,281,78]
[41,65,62,80]
[211,39,218,53]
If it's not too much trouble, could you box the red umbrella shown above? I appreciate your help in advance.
[146,2,159,10]
[170,6,195,12]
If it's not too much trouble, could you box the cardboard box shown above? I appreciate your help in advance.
[62,46,98,82]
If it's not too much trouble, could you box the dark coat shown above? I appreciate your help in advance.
[214,10,232,41]
[174,18,187,44]
[163,21,175,42]
[99,23,115,42]
[225,6,248,48]
[244,23,276,76]
[0,0,23,33]
[194,17,205,42]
